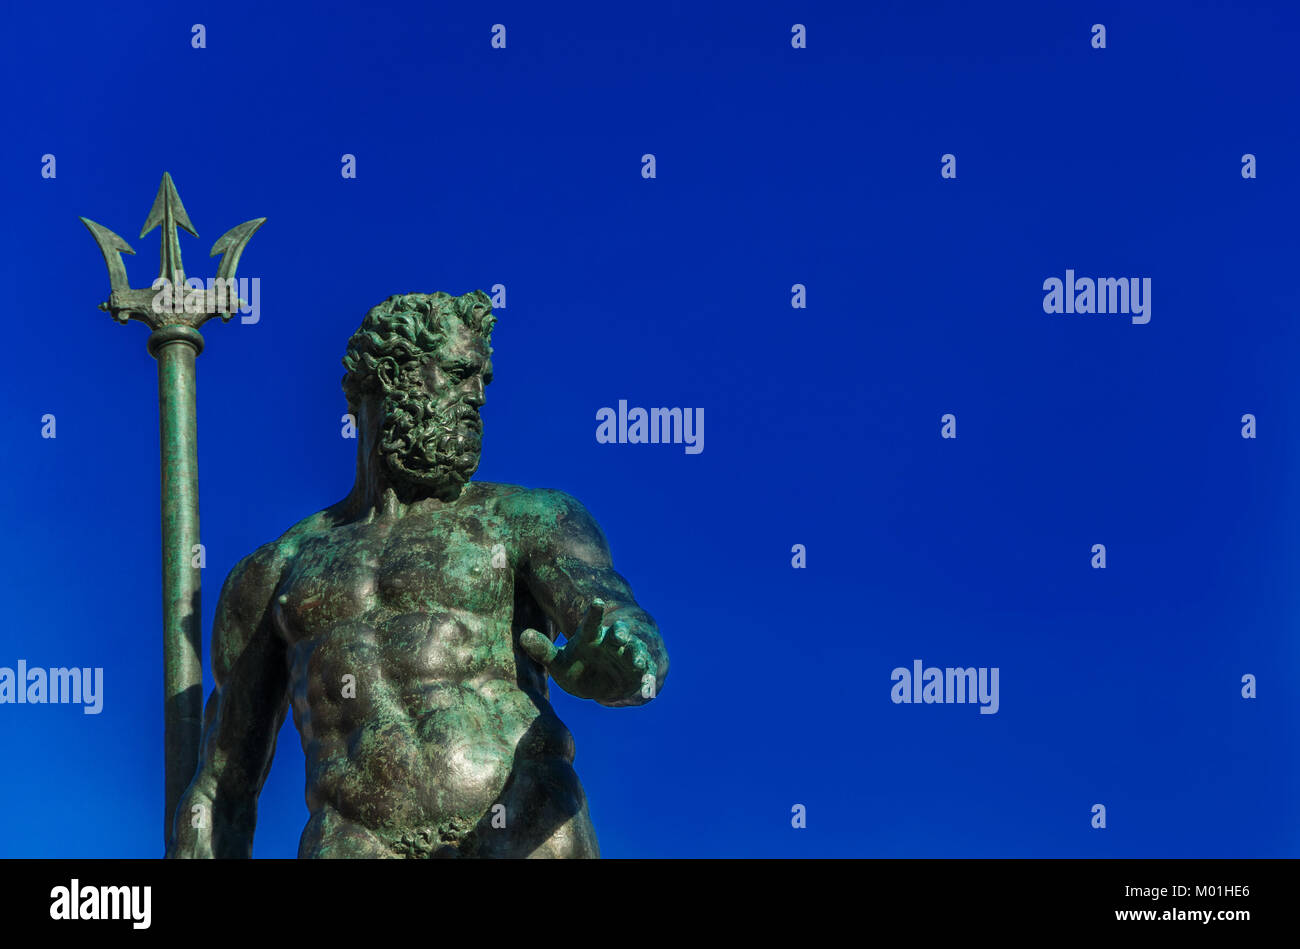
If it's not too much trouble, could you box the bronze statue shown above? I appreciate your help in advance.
[167,291,669,858]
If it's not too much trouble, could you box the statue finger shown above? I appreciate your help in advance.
[577,599,607,645]
[519,628,559,666]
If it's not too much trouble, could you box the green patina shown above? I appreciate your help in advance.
[166,291,669,858]
[86,177,667,859]
[82,173,265,848]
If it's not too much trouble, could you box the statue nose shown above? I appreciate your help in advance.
[465,377,485,406]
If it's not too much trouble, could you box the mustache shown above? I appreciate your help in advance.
[449,402,482,432]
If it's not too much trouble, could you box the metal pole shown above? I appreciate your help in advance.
[150,326,205,845]
[81,173,264,852]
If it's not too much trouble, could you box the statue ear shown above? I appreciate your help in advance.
[374,357,399,392]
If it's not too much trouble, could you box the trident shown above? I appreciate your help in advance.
[81,173,264,850]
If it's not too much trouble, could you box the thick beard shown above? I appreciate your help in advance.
[377,384,482,500]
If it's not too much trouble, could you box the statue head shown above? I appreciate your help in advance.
[342,291,496,501]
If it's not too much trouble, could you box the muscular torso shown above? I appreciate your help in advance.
[264,483,596,858]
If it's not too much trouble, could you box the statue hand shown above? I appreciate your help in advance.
[519,599,659,707]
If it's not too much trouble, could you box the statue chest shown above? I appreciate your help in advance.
[272,514,518,645]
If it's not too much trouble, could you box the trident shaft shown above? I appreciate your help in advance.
[81,173,264,851]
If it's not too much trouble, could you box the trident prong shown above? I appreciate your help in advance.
[139,171,197,288]
[79,218,136,321]
[81,172,265,853]
[211,217,267,282]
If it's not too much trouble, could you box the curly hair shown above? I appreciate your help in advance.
[341,291,496,410]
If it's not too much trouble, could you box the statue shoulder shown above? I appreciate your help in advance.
[495,486,610,562]
[211,506,345,679]
[218,506,334,609]
[493,485,591,522]
[271,505,340,555]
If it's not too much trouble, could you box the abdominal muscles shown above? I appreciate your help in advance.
[288,611,573,833]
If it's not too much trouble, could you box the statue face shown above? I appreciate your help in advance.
[377,323,494,500]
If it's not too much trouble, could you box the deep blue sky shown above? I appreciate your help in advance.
[1,0,1296,857]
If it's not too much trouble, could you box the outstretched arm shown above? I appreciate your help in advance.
[510,489,669,708]
[167,545,290,858]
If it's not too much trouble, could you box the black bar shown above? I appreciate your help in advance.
[0,859,1282,935]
